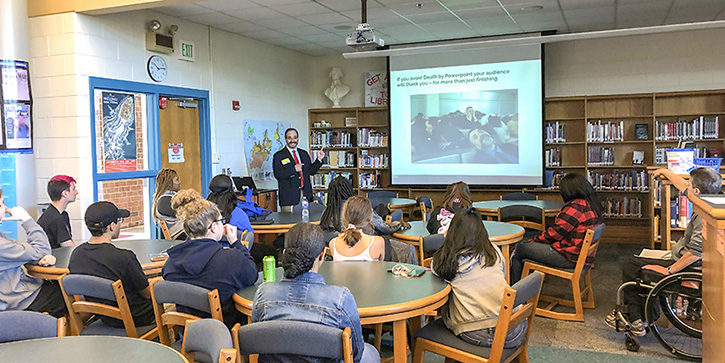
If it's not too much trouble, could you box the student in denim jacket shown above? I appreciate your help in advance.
[252,223,380,363]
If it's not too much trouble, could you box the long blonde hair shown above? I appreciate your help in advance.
[340,196,374,247]
[153,169,178,220]
[171,189,220,238]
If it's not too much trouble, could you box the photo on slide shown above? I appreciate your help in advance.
[409,89,519,164]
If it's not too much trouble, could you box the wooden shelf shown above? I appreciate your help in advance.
[359,146,388,149]
[545,117,585,121]
[587,140,652,144]
[311,126,358,130]
[586,165,647,169]
[546,141,585,145]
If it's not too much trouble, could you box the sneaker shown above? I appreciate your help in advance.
[630,319,647,337]
[604,310,619,330]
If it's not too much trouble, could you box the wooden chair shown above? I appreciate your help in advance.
[412,272,544,363]
[521,223,606,322]
[150,279,224,347]
[497,205,546,238]
[181,319,236,363]
[158,219,172,239]
[501,192,537,200]
[392,234,425,265]
[232,321,354,363]
[0,311,67,342]
[414,196,433,222]
[59,274,157,339]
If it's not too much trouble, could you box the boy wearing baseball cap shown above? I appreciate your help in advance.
[68,201,155,328]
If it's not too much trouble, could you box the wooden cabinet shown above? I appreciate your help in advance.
[253,190,277,212]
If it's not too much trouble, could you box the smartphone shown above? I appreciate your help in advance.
[149,251,168,262]
[408,268,426,277]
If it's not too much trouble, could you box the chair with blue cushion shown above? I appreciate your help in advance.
[412,272,544,363]
[497,205,546,241]
[414,196,433,222]
[522,223,605,322]
[367,190,397,200]
[232,320,359,363]
[501,192,537,201]
[384,209,403,223]
[182,319,236,363]
[0,311,67,342]
[59,274,157,339]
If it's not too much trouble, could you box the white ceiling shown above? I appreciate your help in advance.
[154,0,725,56]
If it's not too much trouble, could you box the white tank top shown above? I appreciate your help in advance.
[332,234,378,261]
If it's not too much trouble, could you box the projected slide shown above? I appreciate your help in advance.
[390,57,542,186]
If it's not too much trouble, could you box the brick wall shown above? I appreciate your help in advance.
[97,179,144,229]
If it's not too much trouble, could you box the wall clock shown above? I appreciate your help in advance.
[147,55,167,82]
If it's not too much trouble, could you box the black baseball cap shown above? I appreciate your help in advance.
[84,201,130,229]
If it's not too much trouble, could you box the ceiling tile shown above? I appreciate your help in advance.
[406,12,460,23]
[375,0,439,6]
[455,6,508,20]
[255,16,310,29]
[298,32,345,42]
[184,12,241,25]
[297,12,354,25]
[340,7,400,23]
[241,29,288,40]
[278,26,330,36]
[265,36,309,46]
[214,21,269,33]
[226,7,287,21]
[250,0,311,6]
[195,0,260,12]
[388,2,447,16]
[558,0,614,9]
[270,2,330,16]
[154,4,213,17]
[315,0,382,12]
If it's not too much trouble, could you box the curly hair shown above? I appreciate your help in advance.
[153,169,179,220]
[340,196,373,247]
[282,223,325,278]
[319,176,355,232]
[171,189,220,238]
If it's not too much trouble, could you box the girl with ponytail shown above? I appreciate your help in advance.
[328,196,385,261]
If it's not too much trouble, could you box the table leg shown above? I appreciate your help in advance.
[393,320,407,363]
[501,244,511,284]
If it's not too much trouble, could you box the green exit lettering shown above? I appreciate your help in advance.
[182,43,193,58]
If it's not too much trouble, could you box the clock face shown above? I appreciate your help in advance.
[147,55,167,82]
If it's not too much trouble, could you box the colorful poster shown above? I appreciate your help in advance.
[0,60,30,102]
[101,91,137,172]
[365,71,388,107]
[243,120,291,182]
[3,103,31,149]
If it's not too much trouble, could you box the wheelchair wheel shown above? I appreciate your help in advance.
[645,272,702,361]
[625,332,640,352]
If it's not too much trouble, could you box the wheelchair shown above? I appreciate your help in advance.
[611,269,702,361]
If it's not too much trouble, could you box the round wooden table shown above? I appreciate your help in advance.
[250,210,324,235]
[392,220,524,281]
[473,200,564,219]
[234,261,450,363]
[368,197,417,210]
[0,336,188,363]
[24,239,180,280]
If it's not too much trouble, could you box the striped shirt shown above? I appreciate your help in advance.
[532,199,602,264]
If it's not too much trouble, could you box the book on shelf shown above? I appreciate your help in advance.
[587,120,624,142]
[667,193,691,228]
[545,147,561,167]
[632,151,645,165]
[545,122,566,143]
[345,117,358,126]
[655,116,719,141]
[358,128,388,147]
[635,124,648,140]
[323,150,355,168]
[602,196,642,218]
[312,171,352,189]
[587,169,649,191]
[359,150,389,168]
[311,130,354,148]
[587,146,614,165]
[359,171,382,189]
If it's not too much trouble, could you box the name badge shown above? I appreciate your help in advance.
[281,158,291,165]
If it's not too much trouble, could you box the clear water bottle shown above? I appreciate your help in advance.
[301,199,310,222]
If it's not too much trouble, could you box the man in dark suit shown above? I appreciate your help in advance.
[273,128,324,212]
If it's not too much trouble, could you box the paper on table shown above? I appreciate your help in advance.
[637,248,672,260]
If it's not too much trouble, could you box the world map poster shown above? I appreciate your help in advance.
[243,120,290,183]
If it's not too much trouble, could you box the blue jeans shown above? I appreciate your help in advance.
[459,320,528,349]
[510,242,575,283]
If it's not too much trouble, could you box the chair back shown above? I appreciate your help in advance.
[489,271,544,362]
[367,190,397,199]
[233,321,353,363]
[389,209,402,222]
[158,219,172,239]
[573,223,606,276]
[416,196,433,222]
[497,205,545,231]
[150,279,223,346]
[501,192,537,200]
[59,274,140,338]
[393,234,425,265]
[182,319,236,363]
[0,311,66,342]
[421,233,445,254]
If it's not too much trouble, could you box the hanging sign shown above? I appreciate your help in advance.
[168,143,184,163]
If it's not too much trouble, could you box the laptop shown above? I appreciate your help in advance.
[232,176,256,192]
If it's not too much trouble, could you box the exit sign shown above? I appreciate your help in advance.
[179,39,195,62]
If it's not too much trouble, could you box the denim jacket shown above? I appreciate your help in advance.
[252,272,364,363]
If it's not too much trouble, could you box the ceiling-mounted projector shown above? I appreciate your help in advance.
[346,23,384,50]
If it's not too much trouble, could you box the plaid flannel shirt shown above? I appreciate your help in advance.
[532,199,602,264]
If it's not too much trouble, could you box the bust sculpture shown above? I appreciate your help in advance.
[324,66,350,108]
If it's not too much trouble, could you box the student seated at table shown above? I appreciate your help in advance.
[329,196,385,262]
[252,223,380,363]
[509,173,603,283]
[605,167,721,336]
[0,188,66,317]
[431,208,527,348]
[153,168,185,240]
[162,189,257,328]
[68,201,155,327]
[37,174,78,248]
[427,181,473,235]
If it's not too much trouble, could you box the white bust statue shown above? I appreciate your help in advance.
[324,66,350,108]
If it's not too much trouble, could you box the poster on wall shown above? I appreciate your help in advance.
[364,71,388,107]
[3,103,32,149]
[168,143,185,163]
[243,120,291,183]
[101,91,137,172]
[1,60,30,102]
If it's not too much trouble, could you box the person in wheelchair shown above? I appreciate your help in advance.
[605,167,721,336]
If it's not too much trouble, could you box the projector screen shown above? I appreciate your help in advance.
[389,41,544,187]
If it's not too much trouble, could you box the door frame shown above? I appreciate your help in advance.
[88,77,211,236]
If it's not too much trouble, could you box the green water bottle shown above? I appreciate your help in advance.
[263,255,276,282]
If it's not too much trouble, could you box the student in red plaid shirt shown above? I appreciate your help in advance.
[510,173,603,283]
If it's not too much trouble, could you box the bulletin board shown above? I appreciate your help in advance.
[0,60,33,151]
